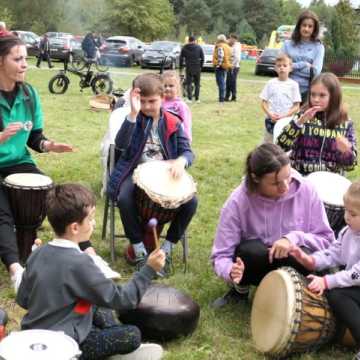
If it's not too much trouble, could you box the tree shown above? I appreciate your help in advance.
[180,0,211,36]
[236,19,256,45]
[0,7,14,29]
[104,0,175,41]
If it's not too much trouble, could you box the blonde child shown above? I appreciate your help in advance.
[161,70,192,142]
[290,181,360,359]
[260,53,301,143]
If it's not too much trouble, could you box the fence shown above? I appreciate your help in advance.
[324,54,360,80]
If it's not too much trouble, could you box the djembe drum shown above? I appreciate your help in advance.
[0,330,81,360]
[118,283,200,342]
[251,267,337,358]
[125,160,196,262]
[307,171,351,236]
[2,173,53,263]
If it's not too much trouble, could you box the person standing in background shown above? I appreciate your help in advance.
[180,36,204,104]
[36,34,53,69]
[225,34,241,102]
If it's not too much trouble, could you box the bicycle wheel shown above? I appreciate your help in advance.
[91,74,113,95]
[48,74,69,94]
[95,57,109,72]
[69,54,86,71]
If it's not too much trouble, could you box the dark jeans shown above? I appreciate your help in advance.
[326,287,360,345]
[36,52,53,68]
[215,67,227,102]
[185,68,201,101]
[117,175,197,245]
[0,163,43,269]
[80,307,141,360]
[235,239,310,286]
[225,67,239,100]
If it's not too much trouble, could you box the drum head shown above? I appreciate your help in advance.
[3,173,53,189]
[273,116,292,143]
[306,171,351,207]
[133,160,196,209]
[0,329,81,360]
[251,269,297,354]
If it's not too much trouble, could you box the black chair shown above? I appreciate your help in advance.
[101,144,189,272]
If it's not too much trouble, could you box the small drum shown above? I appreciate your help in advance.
[118,284,200,341]
[273,116,292,144]
[0,329,81,360]
[251,267,336,358]
[2,173,53,263]
[306,171,351,235]
[133,160,196,225]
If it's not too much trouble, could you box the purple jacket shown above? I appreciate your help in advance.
[211,170,334,282]
[313,226,360,289]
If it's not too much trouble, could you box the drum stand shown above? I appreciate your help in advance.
[101,144,189,272]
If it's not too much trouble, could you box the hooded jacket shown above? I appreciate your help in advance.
[107,109,194,201]
[211,169,334,282]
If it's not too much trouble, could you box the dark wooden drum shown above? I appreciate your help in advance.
[2,173,53,263]
[118,284,200,341]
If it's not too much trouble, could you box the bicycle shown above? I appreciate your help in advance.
[69,49,109,73]
[48,61,113,95]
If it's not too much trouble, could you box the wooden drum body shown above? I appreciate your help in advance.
[118,284,200,342]
[251,267,336,358]
[3,173,53,263]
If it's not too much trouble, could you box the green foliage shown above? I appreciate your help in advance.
[179,0,211,36]
[237,19,257,45]
[0,7,14,28]
[104,0,175,41]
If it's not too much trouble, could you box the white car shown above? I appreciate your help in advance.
[201,44,215,71]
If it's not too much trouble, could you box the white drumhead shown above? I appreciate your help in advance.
[133,160,196,209]
[4,173,53,188]
[0,329,81,360]
[273,116,292,143]
[307,171,351,207]
[251,269,296,354]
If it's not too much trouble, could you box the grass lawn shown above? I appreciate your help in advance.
[1,58,360,359]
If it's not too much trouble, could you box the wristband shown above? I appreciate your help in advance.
[39,140,49,153]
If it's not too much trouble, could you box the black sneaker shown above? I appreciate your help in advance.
[212,286,249,309]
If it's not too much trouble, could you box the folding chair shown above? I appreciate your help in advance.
[101,144,189,272]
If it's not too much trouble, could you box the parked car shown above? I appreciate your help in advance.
[254,48,280,76]
[100,36,145,67]
[141,41,181,69]
[201,44,215,71]
[45,32,73,39]
[48,36,74,61]
[14,30,40,57]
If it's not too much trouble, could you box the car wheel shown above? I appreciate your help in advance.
[254,66,261,76]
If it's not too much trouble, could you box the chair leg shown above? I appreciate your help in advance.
[102,195,109,240]
[110,200,116,262]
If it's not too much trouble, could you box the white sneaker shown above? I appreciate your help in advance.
[195,99,200,104]
[108,343,163,360]
[10,264,24,293]
[185,98,192,104]
[88,254,121,280]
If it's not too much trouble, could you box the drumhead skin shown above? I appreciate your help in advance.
[133,160,196,209]
[0,329,81,360]
[3,173,53,189]
[251,269,296,354]
[306,171,351,207]
[273,116,292,143]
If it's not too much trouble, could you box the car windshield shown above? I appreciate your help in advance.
[106,40,127,47]
[149,42,176,52]
[50,37,68,45]
[262,49,279,57]
[202,46,214,55]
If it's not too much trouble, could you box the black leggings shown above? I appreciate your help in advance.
[235,239,310,286]
[326,287,360,345]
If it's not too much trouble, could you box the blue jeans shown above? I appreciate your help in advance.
[215,67,226,102]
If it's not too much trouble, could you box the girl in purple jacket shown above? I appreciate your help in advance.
[211,143,334,308]
[290,181,360,359]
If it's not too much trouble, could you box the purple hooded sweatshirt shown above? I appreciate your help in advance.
[312,226,360,289]
[211,170,334,282]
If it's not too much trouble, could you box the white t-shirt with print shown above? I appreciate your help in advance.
[260,78,301,116]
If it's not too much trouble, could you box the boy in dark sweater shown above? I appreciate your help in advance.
[16,183,165,360]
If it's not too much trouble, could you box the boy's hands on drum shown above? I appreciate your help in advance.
[147,248,166,273]
[269,238,292,263]
[288,246,315,270]
[168,157,187,179]
[336,136,352,155]
[230,257,245,284]
[307,275,327,295]
[0,123,23,143]
[129,87,141,121]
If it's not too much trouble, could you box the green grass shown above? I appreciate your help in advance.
[1,58,360,359]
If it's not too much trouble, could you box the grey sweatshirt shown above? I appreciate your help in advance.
[16,240,156,343]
